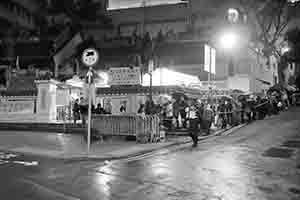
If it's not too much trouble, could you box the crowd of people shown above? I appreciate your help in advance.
[152,89,296,147]
[72,88,297,145]
[72,97,112,126]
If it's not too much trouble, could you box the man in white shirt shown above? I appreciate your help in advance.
[186,101,199,147]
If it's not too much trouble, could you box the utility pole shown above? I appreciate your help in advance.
[141,0,153,103]
[141,0,147,36]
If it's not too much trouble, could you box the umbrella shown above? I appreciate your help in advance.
[231,89,245,94]
[171,92,188,101]
[238,94,249,101]
[268,84,284,93]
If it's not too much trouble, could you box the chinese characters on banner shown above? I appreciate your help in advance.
[108,67,141,85]
[0,101,34,114]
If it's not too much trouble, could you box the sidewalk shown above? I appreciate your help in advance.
[0,131,191,160]
[0,125,237,161]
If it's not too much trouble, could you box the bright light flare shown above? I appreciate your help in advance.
[281,46,290,54]
[220,32,238,50]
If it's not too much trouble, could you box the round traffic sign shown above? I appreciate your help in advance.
[81,48,99,67]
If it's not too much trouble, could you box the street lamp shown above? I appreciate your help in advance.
[281,46,290,54]
[219,32,239,77]
[219,32,238,50]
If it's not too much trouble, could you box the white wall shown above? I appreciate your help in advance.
[227,75,251,92]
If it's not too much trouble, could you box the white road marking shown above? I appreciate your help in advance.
[0,152,38,166]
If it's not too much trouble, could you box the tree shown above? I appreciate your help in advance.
[285,27,300,62]
[284,27,300,87]
[45,0,112,30]
[239,0,300,84]
[296,74,300,89]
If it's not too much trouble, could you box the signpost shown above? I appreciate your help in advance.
[204,45,216,103]
[81,48,99,154]
[148,60,154,102]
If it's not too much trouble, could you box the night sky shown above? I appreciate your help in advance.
[109,0,183,9]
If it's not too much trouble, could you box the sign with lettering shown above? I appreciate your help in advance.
[0,101,35,114]
[108,67,141,85]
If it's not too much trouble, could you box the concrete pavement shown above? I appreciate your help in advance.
[0,121,240,160]
[0,107,299,199]
[0,127,232,161]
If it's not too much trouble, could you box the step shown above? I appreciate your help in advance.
[0,123,86,134]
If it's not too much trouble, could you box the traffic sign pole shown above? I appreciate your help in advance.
[87,68,93,154]
[81,48,99,154]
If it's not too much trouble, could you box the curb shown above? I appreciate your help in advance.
[64,125,245,162]
[0,124,248,163]
[62,139,192,162]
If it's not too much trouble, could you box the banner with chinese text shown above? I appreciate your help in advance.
[0,101,35,114]
[108,67,141,85]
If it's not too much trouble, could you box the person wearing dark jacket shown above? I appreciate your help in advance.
[218,101,227,129]
[79,97,88,126]
[95,103,106,114]
[137,104,145,114]
[186,101,199,147]
[72,99,80,125]
[178,97,188,128]
[145,96,155,115]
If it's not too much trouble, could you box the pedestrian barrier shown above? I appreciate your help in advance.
[91,114,161,143]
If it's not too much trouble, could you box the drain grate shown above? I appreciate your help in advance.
[282,140,300,148]
[262,147,294,158]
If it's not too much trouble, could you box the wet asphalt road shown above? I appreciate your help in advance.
[0,108,300,200]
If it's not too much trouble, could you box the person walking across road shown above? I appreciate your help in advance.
[186,101,199,147]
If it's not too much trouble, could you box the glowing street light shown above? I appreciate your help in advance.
[281,46,290,54]
[220,32,238,50]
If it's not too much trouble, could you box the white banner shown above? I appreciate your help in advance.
[204,44,216,74]
[108,67,141,85]
[0,101,34,114]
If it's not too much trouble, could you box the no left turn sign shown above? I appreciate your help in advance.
[82,48,99,67]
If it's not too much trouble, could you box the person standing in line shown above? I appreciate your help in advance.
[186,100,199,147]
[137,103,145,114]
[178,96,187,128]
[145,95,155,115]
[218,101,227,129]
[173,100,180,128]
[201,104,214,135]
[104,99,112,114]
[72,99,80,125]
[225,100,233,126]
[95,103,105,114]
[165,101,174,130]
[79,97,88,126]
[120,101,127,113]
[240,100,245,123]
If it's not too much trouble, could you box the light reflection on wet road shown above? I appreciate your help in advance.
[81,109,300,200]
